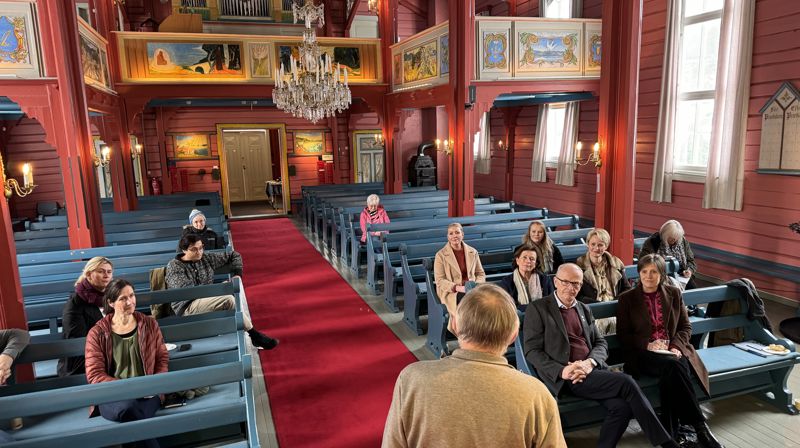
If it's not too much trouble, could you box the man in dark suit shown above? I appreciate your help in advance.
[524,263,680,448]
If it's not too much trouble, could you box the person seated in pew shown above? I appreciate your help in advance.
[638,220,698,290]
[498,244,554,311]
[576,228,630,335]
[166,234,278,350]
[524,263,681,448]
[616,254,722,448]
[1,328,30,443]
[434,223,486,331]
[179,209,223,252]
[359,194,390,244]
[519,220,564,275]
[383,284,566,448]
[58,256,114,377]
[85,279,168,448]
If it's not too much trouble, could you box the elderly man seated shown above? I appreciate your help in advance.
[382,284,566,447]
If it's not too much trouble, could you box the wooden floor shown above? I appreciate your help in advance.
[244,218,800,447]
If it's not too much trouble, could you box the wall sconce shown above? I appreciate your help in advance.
[0,153,36,199]
[497,139,506,150]
[368,0,379,14]
[434,138,453,156]
[131,143,143,159]
[94,145,112,168]
[373,133,384,146]
[575,141,601,168]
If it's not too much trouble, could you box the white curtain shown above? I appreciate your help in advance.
[555,102,580,186]
[531,104,549,182]
[702,0,754,211]
[539,0,583,17]
[650,0,682,203]
[474,112,491,175]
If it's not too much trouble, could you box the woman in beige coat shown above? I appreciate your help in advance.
[434,223,486,328]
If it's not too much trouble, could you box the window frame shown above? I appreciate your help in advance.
[544,102,568,169]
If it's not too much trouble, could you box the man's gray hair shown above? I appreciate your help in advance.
[456,284,518,353]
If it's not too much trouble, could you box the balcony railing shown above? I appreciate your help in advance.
[219,0,272,18]
[172,0,293,22]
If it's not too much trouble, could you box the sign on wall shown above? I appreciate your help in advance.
[758,81,800,174]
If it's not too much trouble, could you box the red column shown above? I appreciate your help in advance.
[448,0,477,217]
[380,0,401,193]
[595,0,643,264]
[0,181,27,331]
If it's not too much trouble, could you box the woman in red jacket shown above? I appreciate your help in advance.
[85,278,168,448]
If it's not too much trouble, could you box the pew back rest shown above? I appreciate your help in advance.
[369,208,547,234]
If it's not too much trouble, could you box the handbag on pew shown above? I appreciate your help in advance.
[149,267,176,319]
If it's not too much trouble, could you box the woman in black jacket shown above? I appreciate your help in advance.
[179,209,223,252]
[498,244,553,312]
[57,256,113,377]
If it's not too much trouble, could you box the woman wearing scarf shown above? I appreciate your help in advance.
[519,221,564,275]
[576,228,629,335]
[359,194,390,243]
[499,244,554,312]
[58,256,114,377]
[638,220,698,290]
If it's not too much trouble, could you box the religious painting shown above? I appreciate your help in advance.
[584,22,602,75]
[402,39,437,84]
[79,23,112,90]
[514,21,582,78]
[173,133,211,159]
[293,131,325,156]
[482,32,508,70]
[279,45,361,77]
[392,53,402,85]
[439,34,449,75]
[0,1,42,78]
[146,42,243,78]
[248,42,271,78]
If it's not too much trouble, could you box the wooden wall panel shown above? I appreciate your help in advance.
[0,118,65,220]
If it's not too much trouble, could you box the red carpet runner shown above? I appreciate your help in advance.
[230,218,418,448]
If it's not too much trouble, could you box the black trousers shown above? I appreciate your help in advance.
[631,351,705,436]
[565,369,672,448]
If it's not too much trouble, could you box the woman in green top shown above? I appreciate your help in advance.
[85,279,169,448]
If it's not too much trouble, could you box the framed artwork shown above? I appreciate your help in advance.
[515,21,582,77]
[79,19,112,91]
[248,42,271,78]
[439,34,449,76]
[279,44,362,77]
[173,133,211,159]
[146,41,243,78]
[0,1,42,78]
[402,39,438,84]
[476,20,511,79]
[392,53,402,85]
[584,22,602,75]
[293,131,325,156]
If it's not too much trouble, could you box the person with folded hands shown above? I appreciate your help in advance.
[434,223,485,330]
[616,254,723,448]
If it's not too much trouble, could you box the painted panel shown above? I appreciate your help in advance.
[439,34,449,76]
[248,42,272,78]
[402,39,438,83]
[292,131,324,156]
[476,20,512,80]
[0,1,42,78]
[390,21,448,92]
[278,44,362,78]
[584,22,601,75]
[78,20,113,91]
[758,82,800,173]
[514,21,581,77]
[146,42,243,78]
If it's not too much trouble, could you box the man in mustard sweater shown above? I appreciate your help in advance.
[382,284,565,448]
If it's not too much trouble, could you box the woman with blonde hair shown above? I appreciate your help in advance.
[520,221,563,275]
[58,256,114,377]
[434,223,486,329]
[576,228,629,335]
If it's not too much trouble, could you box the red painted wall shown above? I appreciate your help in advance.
[632,0,800,298]
[134,106,377,200]
[0,118,65,220]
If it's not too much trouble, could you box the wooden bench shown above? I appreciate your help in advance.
[510,284,800,433]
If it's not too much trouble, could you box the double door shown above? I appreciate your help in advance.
[358,149,384,183]
[222,130,272,202]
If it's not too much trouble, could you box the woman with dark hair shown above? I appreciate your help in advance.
[58,256,114,377]
[166,234,278,350]
[616,254,722,448]
[498,244,553,311]
[85,279,168,448]
[520,221,564,275]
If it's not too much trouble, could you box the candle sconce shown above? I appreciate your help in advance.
[0,153,36,199]
[373,133,384,146]
[131,143,143,160]
[434,138,453,156]
[94,145,112,168]
[575,141,602,168]
[497,139,506,151]
[367,0,379,14]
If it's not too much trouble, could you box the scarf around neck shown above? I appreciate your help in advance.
[76,277,105,308]
[512,268,543,306]
[660,238,688,271]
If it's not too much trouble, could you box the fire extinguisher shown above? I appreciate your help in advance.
[150,177,162,195]
[316,158,327,184]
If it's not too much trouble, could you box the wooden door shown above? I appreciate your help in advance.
[222,132,246,202]
[241,130,270,201]
[359,150,384,182]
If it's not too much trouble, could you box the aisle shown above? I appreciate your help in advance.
[230,218,417,448]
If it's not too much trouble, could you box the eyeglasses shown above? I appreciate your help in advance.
[187,246,205,253]
[556,277,582,289]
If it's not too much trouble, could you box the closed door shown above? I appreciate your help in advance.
[359,150,384,183]
[222,130,272,202]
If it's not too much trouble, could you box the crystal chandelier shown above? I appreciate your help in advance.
[273,0,352,124]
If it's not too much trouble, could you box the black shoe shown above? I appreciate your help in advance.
[674,434,700,448]
[248,330,279,350]
[692,422,724,448]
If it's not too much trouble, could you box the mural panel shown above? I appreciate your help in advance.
[293,131,324,156]
[585,22,601,75]
[79,24,112,90]
[439,34,449,76]
[146,42,244,78]
[279,45,361,77]
[173,133,211,159]
[514,21,582,77]
[248,42,271,78]
[482,32,508,70]
[402,39,438,84]
[0,1,41,78]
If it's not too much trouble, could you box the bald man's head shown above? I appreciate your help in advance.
[554,263,583,304]
[456,284,519,354]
